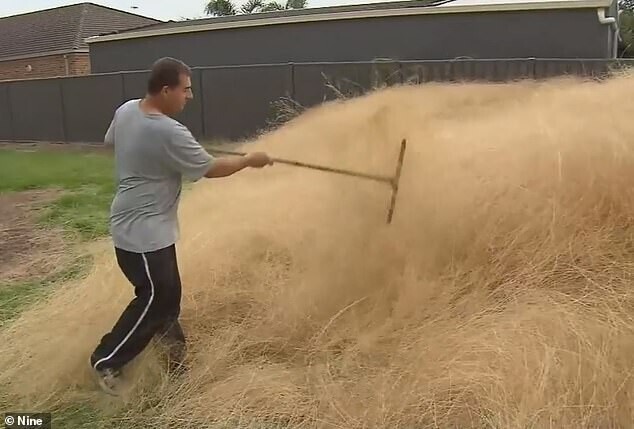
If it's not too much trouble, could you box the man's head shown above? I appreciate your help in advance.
[146,57,193,115]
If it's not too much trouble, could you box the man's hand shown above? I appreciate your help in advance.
[245,152,273,168]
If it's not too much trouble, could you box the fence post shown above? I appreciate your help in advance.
[59,79,67,142]
[6,84,15,141]
[449,60,455,82]
[289,62,295,101]
[197,68,207,139]
[120,72,125,104]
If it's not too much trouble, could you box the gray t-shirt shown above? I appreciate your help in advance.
[105,99,214,253]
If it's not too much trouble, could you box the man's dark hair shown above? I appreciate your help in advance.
[147,57,191,95]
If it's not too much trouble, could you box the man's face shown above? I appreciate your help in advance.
[161,73,193,115]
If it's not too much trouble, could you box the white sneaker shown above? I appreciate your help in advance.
[94,367,123,396]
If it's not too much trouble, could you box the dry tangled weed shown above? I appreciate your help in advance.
[1,71,634,428]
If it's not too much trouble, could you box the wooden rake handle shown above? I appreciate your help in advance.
[207,138,407,224]
[208,148,393,184]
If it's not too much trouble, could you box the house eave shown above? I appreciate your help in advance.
[85,0,614,44]
[0,49,90,63]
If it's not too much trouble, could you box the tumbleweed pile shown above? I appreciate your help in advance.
[1,71,634,428]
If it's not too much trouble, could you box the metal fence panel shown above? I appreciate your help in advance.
[370,61,403,88]
[293,62,400,107]
[122,70,150,100]
[180,68,204,139]
[534,59,578,79]
[9,79,65,141]
[201,64,292,140]
[490,59,535,81]
[292,63,333,107]
[400,60,455,84]
[61,74,124,143]
[402,59,541,83]
[0,59,631,146]
[533,59,613,79]
[0,84,12,140]
[455,59,530,82]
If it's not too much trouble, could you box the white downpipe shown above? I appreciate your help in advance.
[597,7,619,58]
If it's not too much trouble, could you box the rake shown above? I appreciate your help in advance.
[208,139,407,224]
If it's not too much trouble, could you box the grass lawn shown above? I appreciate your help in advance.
[0,146,219,428]
[0,146,249,428]
[0,147,122,426]
[0,149,115,240]
[0,147,115,325]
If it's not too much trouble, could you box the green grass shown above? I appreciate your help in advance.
[0,149,120,428]
[0,149,114,193]
[0,148,114,324]
[41,183,115,240]
[0,149,115,240]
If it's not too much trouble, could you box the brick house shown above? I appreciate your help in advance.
[0,3,159,81]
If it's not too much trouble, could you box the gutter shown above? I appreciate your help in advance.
[0,49,89,63]
[597,7,619,58]
[86,0,613,44]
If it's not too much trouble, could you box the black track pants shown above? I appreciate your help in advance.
[90,244,186,372]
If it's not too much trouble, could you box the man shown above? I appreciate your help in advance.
[90,57,273,396]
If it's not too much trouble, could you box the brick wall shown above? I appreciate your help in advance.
[68,53,91,76]
[0,53,91,81]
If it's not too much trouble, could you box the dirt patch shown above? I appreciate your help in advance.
[0,190,70,284]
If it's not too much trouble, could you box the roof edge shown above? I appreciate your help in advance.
[86,0,614,44]
[74,3,90,50]
[0,49,89,63]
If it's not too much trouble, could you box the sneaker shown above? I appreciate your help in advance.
[94,367,123,396]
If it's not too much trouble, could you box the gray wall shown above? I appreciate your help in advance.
[90,9,612,74]
[0,58,632,143]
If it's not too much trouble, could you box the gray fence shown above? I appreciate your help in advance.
[1,58,633,143]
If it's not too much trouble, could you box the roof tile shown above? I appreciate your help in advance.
[0,2,159,60]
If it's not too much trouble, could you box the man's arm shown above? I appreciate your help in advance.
[164,123,272,181]
[204,152,272,178]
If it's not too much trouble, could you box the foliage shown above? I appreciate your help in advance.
[205,0,237,16]
[205,0,306,16]
[620,10,634,57]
